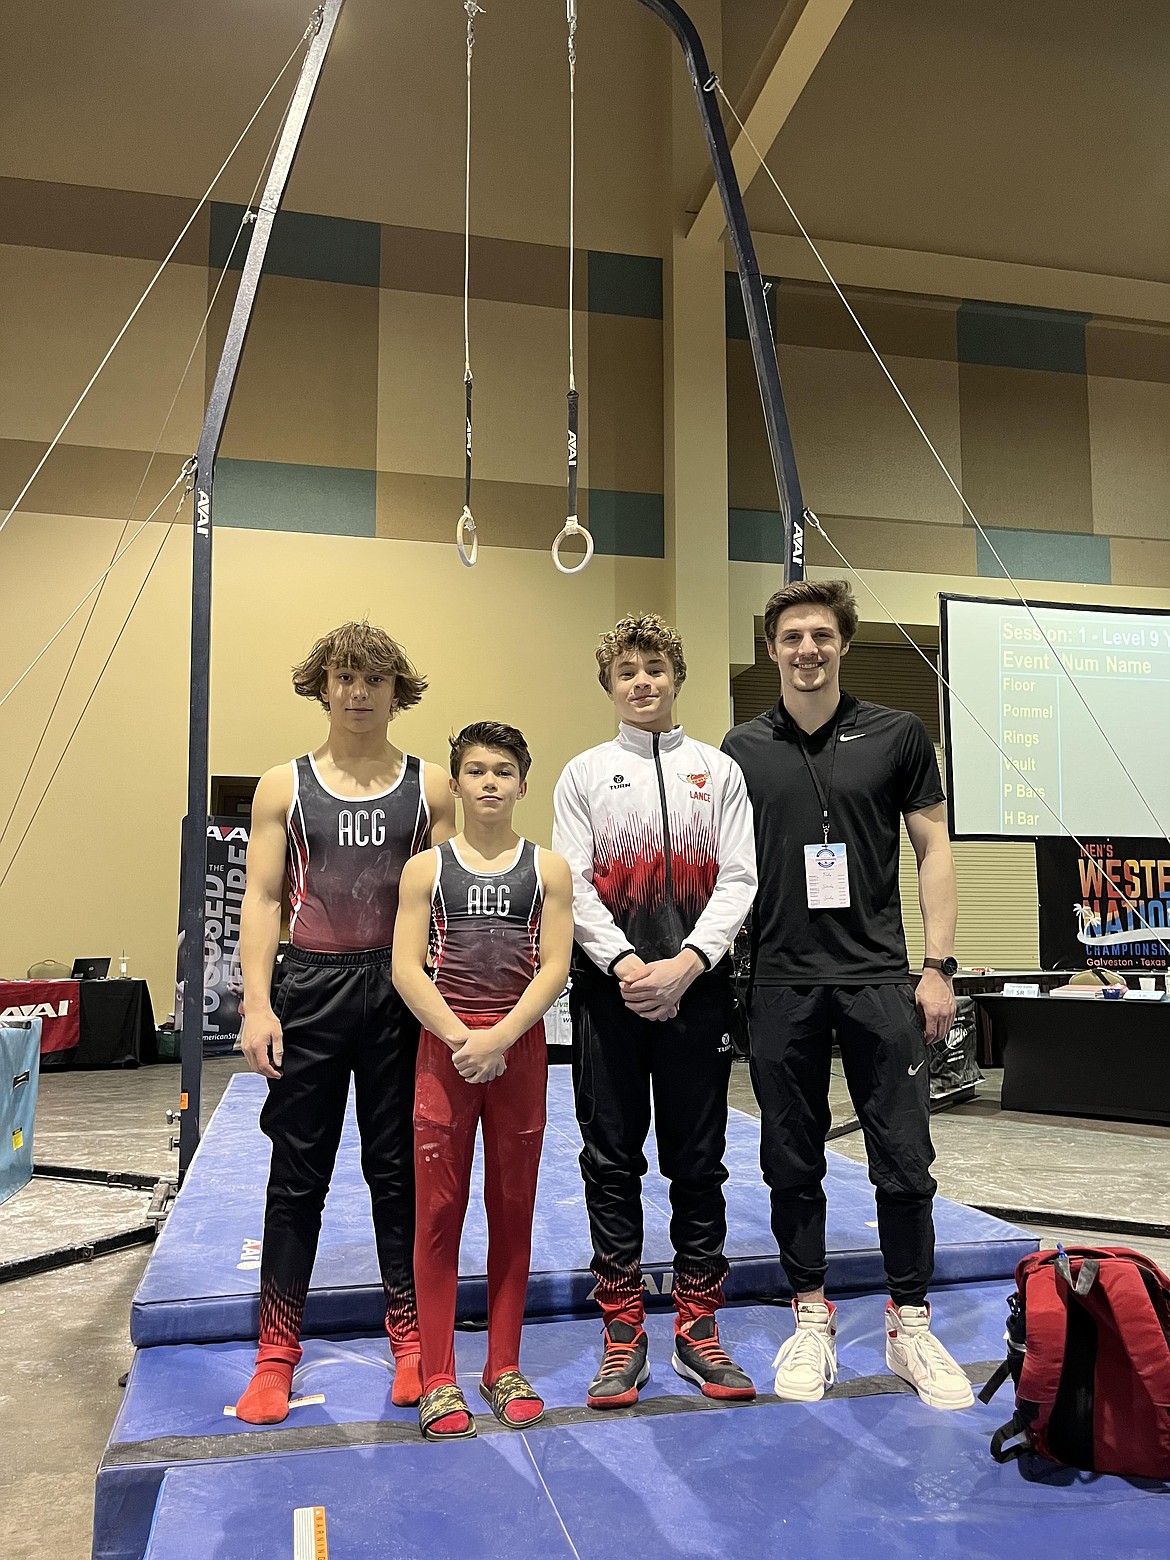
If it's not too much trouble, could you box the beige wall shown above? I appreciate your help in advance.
[4,1,1170,1011]
[730,564,1170,666]
[0,0,679,1013]
[747,0,1170,284]
[0,514,669,1006]
[0,0,669,257]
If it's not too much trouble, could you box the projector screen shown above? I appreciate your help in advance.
[940,594,1170,840]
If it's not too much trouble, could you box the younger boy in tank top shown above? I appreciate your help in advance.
[235,623,456,1424]
[393,722,573,1439]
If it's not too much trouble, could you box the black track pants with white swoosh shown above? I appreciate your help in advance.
[749,982,937,1306]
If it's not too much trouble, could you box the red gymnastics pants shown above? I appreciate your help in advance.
[413,1020,547,1394]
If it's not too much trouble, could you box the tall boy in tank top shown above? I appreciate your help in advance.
[235,623,456,1424]
[393,722,573,1440]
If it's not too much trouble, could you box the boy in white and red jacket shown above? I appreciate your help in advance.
[552,613,757,1409]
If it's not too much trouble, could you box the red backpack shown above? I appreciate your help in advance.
[981,1246,1170,1479]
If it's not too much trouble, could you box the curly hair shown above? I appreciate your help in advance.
[449,721,532,782]
[595,612,687,691]
[291,622,427,713]
[762,579,858,646]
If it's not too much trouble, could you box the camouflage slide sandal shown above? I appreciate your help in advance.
[478,1369,546,1427]
[418,1383,477,1440]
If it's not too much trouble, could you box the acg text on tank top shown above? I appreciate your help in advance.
[428,838,543,1019]
[287,752,429,953]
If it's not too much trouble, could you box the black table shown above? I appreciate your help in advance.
[956,972,1080,1066]
[40,979,158,1068]
[974,994,1170,1126]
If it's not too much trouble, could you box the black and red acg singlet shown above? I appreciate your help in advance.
[427,838,543,1020]
[287,753,430,953]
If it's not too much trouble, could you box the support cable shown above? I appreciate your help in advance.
[805,508,1170,958]
[456,0,484,567]
[712,82,1167,839]
[552,0,593,575]
[0,16,318,545]
[0,109,297,855]
[0,468,190,715]
[0,477,192,895]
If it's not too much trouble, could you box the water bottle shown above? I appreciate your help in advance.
[119,950,129,979]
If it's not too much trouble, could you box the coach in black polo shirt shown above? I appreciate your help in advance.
[722,579,973,1411]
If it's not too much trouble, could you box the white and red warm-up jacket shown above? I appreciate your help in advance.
[551,723,757,976]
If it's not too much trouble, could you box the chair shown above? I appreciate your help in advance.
[1067,968,1126,987]
[27,959,72,980]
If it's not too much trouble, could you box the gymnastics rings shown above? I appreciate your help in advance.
[456,505,478,568]
[551,517,593,575]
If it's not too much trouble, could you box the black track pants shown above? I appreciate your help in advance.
[257,945,419,1353]
[571,969,734,1326]
[749,983,937,1308]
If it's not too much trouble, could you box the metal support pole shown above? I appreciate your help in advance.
[633,0,806,581]
[176,0,792,1174]
[177,0,348,1178]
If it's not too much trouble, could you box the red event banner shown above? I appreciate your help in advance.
[0,979,81,1053]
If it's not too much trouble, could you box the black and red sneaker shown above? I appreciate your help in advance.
[671,1315,756,1401]
[586,1321,650,1409]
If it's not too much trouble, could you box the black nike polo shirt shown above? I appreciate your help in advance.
[721,692,944,985]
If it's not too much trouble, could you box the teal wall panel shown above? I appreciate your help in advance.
[975,526,1110,585]
[216,459,377,536]
[587,489,664,556]
[587,251,663,320]
[957,301,1088,374]
[210,204,381,287]
[729,507,785,563]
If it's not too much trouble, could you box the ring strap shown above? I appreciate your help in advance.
[566,385,579,524]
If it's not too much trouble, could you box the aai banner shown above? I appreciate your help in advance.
[1036,836,1170,972]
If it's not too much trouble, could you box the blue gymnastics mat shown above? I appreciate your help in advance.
[98,1286,1018,1560]
[115,1289,1166,1560]
[131,1070,1036,1346]
[136,1422,1170,1560]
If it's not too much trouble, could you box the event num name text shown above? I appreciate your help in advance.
[1001,651,1152,675]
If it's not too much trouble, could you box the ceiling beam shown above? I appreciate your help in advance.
[686,0,854,248]
[741,230,1170,325]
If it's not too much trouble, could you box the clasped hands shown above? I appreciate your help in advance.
[449,1024,509,1084]
[613,949,704,1022]
[445,949,706,1079]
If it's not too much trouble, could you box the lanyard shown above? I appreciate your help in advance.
[797,728,839,845]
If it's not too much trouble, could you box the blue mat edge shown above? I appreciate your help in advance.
[128,1234,1035,1347]
[130,1072,1038,1347]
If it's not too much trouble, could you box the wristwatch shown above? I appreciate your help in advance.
[922,956,959,979]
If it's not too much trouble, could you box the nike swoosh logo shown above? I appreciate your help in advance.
[839,733,866,742]
[907,1060,926,1076]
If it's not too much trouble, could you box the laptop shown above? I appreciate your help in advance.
[71,957,111,980]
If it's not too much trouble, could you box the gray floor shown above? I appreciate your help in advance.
[728,1063,1170,1269]
[4,1057,1168,1560]
[2,1058,245,1560]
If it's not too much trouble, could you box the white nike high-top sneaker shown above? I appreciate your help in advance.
[771,1299,838,1402]
[885,1301,975,1409]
